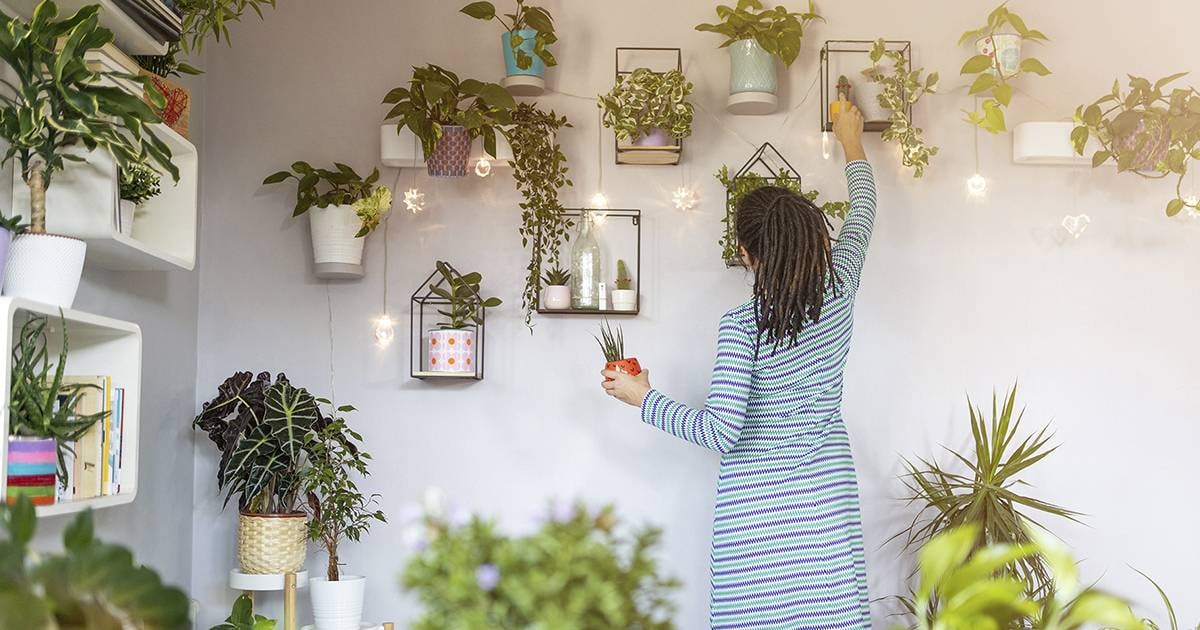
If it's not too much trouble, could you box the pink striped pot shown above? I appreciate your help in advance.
[6,437,57,506]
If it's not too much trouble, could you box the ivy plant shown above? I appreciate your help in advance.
[1072,73,1200,217]
[599,68,694,142]
[177,0,277,52]
[119,162,162,205]
[959,2,1050,134]
[862,39,939,177]
[460,1,557,70]
[694,0,821,67]
[716,165,848,265]
[430,261,502,330]
[262,162,390,237]
[506,103,573,331]
[383,64,515,161]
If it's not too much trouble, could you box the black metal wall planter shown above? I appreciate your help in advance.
[609,47,686,166]
[410,263,488,381]
[820,40,913,133]
[720,143,805,268]
[535,208,642,316]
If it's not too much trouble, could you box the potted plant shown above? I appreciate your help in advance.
[194,371,322,575]
[262,162,391,279]
[695,0,821,115]
[861,39,939,177]
[0,1,178,308]
[611,260,637,311]
[541,266,571,310]
[595,320,641,381]
[959,3,1049,134]
[460,1,557,94]
[599,67,694,161]
[211,594,278,630]
[426,261,502,374]
[382,64,515,177]
[118,162,162,236]
[177,0,278,52]
[7,315,109,506]
[1072,73,1200,217]
[303,404,385,630]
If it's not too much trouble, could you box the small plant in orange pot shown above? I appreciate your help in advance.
[595,320,641,381]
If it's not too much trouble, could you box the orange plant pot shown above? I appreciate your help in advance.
[604,357,642,381]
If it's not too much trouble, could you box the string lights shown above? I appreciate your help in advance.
[821,131,833,161]
[966,99,988,200]
[672,187,698,211]
[373,206,394,349]
[403,187,426,213]
[1060,214,1090,239]
[475,158,492,178]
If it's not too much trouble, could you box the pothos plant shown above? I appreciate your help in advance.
[716,165,849,265]
[959,2,1050,134]
[1072,73,1200,217]
[460,1,557,71]
[262,162,391,237]
[430,261,503,330]
[507,103,573,331]
[694,0,821,67]
[599,68,695,142]
[862,38,939,177]
[383,64,515,161]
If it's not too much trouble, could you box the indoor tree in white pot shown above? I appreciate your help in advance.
[0,0,177,307]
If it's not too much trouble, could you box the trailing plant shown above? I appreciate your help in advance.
[0,0,179,236]
[0,496,191,629]
[303,403,386,582]
[507,103,573,331]
[615,260,632,290]
[959,2,1050,134]
[120,162,162,204]
[194,371,322,514]
[177,0,277,52]
[541,265,569,287]
[460,1,557,70]
[430,261,503,330]
[402,498,679,629]
[599,68,695,142]
[594,320,627,363]
[896,384,1080,597]
[716,165,849,264]
[211,593,277,630]
[9,314,109,489]
[134,42,202,78]
[694,0,821,67]
[383,64,515,160]
[862,38,939,177]
[262,162,390,237]
[1072,73,1200,217]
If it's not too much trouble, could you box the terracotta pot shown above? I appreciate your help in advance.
[604,357,642,381]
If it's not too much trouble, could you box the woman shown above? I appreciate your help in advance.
[602,102,874,630]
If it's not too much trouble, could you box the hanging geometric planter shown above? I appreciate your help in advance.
[410,261,499,381]
[819,40,913,133]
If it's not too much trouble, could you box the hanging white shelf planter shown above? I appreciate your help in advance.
[1012,122,1103,166]
[379,125,513,170]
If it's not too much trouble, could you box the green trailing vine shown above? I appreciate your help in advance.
[599,68,694,142]
[862,39,939,177]
[959,2,1050,134]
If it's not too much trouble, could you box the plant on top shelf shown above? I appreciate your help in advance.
[862,38,939,177]
[0,497,191,628]
[611,259,637,312]
[383,64,515,177]
[596,320,641,379]
[507,103,573,329]
[461,0,557,73]
[959,2,1050,134]
[599,68,695,145]
[540,265,571,311]
[1072,73,1200,217]
[695,0,821,67]
[716,165,848,265]
[134,42,203,78]
[211,594,278,630]
[177,0,278,52]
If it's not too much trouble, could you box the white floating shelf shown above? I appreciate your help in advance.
[230,569,310,592]
[2,0,167,55]
[1012,121,1102,166]
[11,123,198,271]
[380,125,513,170]
[0,298,142,517]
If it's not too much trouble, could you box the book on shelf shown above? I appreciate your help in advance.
[61,376,121,501]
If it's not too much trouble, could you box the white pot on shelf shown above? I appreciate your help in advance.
[542,285,570,310]
[3,233,86,307]
[611,289,637,312]
[310,575,366,630]
[309,205,365,280]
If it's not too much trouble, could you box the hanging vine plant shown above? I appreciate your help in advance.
[506,103,573,330]
[862,39,939,177]
[716,165,848,265]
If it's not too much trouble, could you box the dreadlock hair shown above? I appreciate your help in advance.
[736,185,839,351]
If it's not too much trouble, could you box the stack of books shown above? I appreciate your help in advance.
[58,377,128,502]
[111,0,182,43]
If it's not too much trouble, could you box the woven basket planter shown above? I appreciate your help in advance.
[237,512,307,574]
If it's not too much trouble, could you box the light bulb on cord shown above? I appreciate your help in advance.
[404,188,426,213]
[672,187,698,211]
[474,158,492,178]
[966,173,988,198]
[373,314,395,348]
[821,131,833,161]
[590,192,608,209]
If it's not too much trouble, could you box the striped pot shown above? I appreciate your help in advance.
[427,126,471,177]
[6,437,57,506]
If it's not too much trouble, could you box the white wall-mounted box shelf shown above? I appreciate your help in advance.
[0,298,142,517]
[2,0,167,55]
[11,123,198,271]
[1012,122,1103,166]
[380,125,513,170]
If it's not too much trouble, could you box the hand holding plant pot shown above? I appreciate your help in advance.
[541,266,571,310]
[426,261,502,374]
[610,260,637,311]
[596,320,641,379]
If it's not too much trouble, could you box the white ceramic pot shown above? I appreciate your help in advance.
[611,289,637,312]
[976,33,1021,79]
[118,200,135,236]
[426,328,476,374]
[854,79,889,123]
[543,285,570,310]
[3,233,86,307]
[310,576,366,630]
[309,205,365,279]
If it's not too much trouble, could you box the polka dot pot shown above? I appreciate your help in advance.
[426,328,476,375]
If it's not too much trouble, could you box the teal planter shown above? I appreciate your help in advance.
[502,29,545,78]
[729,39,777,94]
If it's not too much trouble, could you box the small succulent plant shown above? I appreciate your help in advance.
[119,162,162,205]
[542,265,570,286]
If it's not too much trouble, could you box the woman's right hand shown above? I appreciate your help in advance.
[832,98,867,162]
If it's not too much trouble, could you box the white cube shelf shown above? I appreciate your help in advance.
[1012,122,1103,166]
[11,123,198,271]
[380,124,513,169]
[1,0,166,55]
[0,298,141,517]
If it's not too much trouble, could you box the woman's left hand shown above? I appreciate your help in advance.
[601,369,652,408]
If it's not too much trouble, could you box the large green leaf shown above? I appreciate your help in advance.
[263,377,319,464]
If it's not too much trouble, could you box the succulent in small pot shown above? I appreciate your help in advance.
[541,265,571,310]
[861,38,939,177]
[828,74,852,119]
[959,3,1050,134]
[599,68,694,146]
[460,1,557,80]
[426,261,502,374]
[118,162,162,236]
[596,320,641,381]
[610,259,637,312]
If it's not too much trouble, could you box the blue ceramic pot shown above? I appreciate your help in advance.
[729,39,777,95]
[502,29,546,78]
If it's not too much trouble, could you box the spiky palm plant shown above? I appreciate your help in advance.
[594,320,626,362]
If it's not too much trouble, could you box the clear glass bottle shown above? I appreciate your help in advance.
[570,212,601,309]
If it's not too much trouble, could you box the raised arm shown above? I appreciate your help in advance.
[639,312,753,454]
[830,98,876,296]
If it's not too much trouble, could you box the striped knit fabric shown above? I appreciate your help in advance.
[641,160,877,629]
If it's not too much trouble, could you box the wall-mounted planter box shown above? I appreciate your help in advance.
[410,266,488,381]
[819,40,912,133]
[0,298,141,517]
[612,48,685,166]
[536,208,642,316]
[380,125,513,170]
[1012,122,1101,165]
[10,124,198,271]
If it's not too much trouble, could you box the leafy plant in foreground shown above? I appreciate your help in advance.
[210,593,277,630]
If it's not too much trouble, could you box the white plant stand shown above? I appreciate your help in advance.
[229,570,309,630]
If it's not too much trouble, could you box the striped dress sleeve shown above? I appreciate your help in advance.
[832,160,878,296]
[639,312,754,454]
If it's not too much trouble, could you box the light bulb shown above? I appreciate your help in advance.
[1060,214,1090,240]
[966,173,988,198]
[821,131,833,161]
[672,187,698,211]
[590,192,608,209]
[373,315,395,348]
[474,158,492,178]
[403,188,426,213]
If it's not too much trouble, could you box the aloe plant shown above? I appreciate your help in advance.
[542,265,570,286]
[594,320,626,363]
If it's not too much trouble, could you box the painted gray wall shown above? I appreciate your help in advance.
[192,0,1200,627]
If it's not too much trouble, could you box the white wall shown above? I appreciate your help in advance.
[192,0,1200,627]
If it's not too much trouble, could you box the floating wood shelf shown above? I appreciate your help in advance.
[535,209,642,317]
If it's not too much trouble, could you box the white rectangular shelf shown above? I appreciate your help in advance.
[1012,122,1104,166]
[380,124,513,169]
[2,0,167,55]
[0,298,142,517]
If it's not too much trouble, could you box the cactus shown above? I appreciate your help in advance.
[615,259,632,290]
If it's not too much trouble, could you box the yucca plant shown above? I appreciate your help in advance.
[594,320,626,363]
[542,265,570,286]
[896,384,1081,596]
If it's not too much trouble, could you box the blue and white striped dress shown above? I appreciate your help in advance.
[642,161,876,629]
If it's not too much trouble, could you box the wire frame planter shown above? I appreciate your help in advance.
[720,143,804,268]
[410,264,486,381]
[820,40,913,133]
[612,47,685,166]
[535,208,642,316]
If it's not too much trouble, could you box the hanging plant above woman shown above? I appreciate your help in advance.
[695,0,821,67]
[599,68,695,146]
[461,0,557,76]
[959,2,1050,134]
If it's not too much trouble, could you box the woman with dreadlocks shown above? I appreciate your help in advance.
[602,100,874,630]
